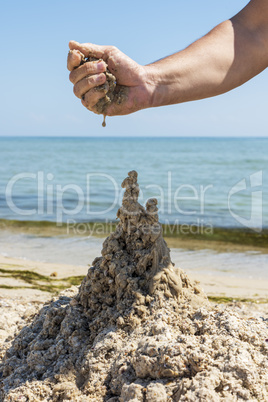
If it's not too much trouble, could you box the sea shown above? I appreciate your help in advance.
[0,136,267,278]
[0,137,267,228]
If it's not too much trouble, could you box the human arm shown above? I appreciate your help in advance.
[147,0,268,107]
[67,0,268,116]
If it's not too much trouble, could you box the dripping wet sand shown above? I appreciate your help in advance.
[0,171,268,401]
[69,49,128,127]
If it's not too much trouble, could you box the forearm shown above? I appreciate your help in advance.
[145,1,268,107]
[68,1,268,117]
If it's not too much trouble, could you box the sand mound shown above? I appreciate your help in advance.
[1,171,268,401]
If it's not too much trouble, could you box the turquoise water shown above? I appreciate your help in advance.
[0,137,267,229]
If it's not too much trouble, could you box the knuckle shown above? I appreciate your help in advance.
[86,75,94,86]
[106,46,117,57]
[85,62,94,74]
[82,91,90,106]
[85,62,93,74]
[87,74,102,86]
[73,85,80,98]
[69,71,76,84]
[82,90,100,110]
[82,98,92,111]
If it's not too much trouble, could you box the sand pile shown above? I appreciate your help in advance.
[1,171,268,401]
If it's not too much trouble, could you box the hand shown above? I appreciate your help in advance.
[67,40,153,116]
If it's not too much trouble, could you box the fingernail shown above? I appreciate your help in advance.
[97,60,106,71]
[97,61,103,68]
[97,74,104,82]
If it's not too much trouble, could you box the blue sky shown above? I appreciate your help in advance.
[1,0,267,137]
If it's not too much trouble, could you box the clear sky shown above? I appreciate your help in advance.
[1,0,267,137]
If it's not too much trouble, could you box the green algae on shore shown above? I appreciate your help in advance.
[208,296,268,304]
[1,219,268,251]
[0,266,84,294]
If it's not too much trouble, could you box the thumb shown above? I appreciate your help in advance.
[67,48,83,71]
[69,40,105,59]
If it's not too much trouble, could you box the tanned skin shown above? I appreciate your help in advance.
[67,0,268,117]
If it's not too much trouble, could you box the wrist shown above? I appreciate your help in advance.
[142,65,161,109]
[128,65,158,112]
[142,63,182,109]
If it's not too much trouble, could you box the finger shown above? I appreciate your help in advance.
[81,88,107,112]
[69,60,107,84]
[73,73,106,99]
[69,40,106,59]
[67,49,83,71]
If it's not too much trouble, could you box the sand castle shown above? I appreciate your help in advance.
[78,170,207,336]
[1,171,267,401]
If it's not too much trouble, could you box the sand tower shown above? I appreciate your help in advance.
[1,171,267,402]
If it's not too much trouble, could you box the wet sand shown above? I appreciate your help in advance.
[1,171,268,400]
[1,251,268,401]
[1,254,268,302]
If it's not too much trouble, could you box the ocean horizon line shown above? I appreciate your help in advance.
[1,135,268,140]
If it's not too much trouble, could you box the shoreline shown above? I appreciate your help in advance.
[1,218,268,254]
[1,254,268,303]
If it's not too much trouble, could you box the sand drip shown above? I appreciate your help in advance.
[1,171,268,401]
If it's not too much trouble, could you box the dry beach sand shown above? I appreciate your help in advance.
[0,171,268,401]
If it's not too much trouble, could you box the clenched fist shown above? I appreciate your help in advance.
[67,40,153,118]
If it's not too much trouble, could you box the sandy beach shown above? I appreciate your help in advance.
[1,171,268,401]
[1,254,268,302]
[1,244,268,401]
[1,229,268,353]
[1,253,268,359]
[1,234,268,352]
